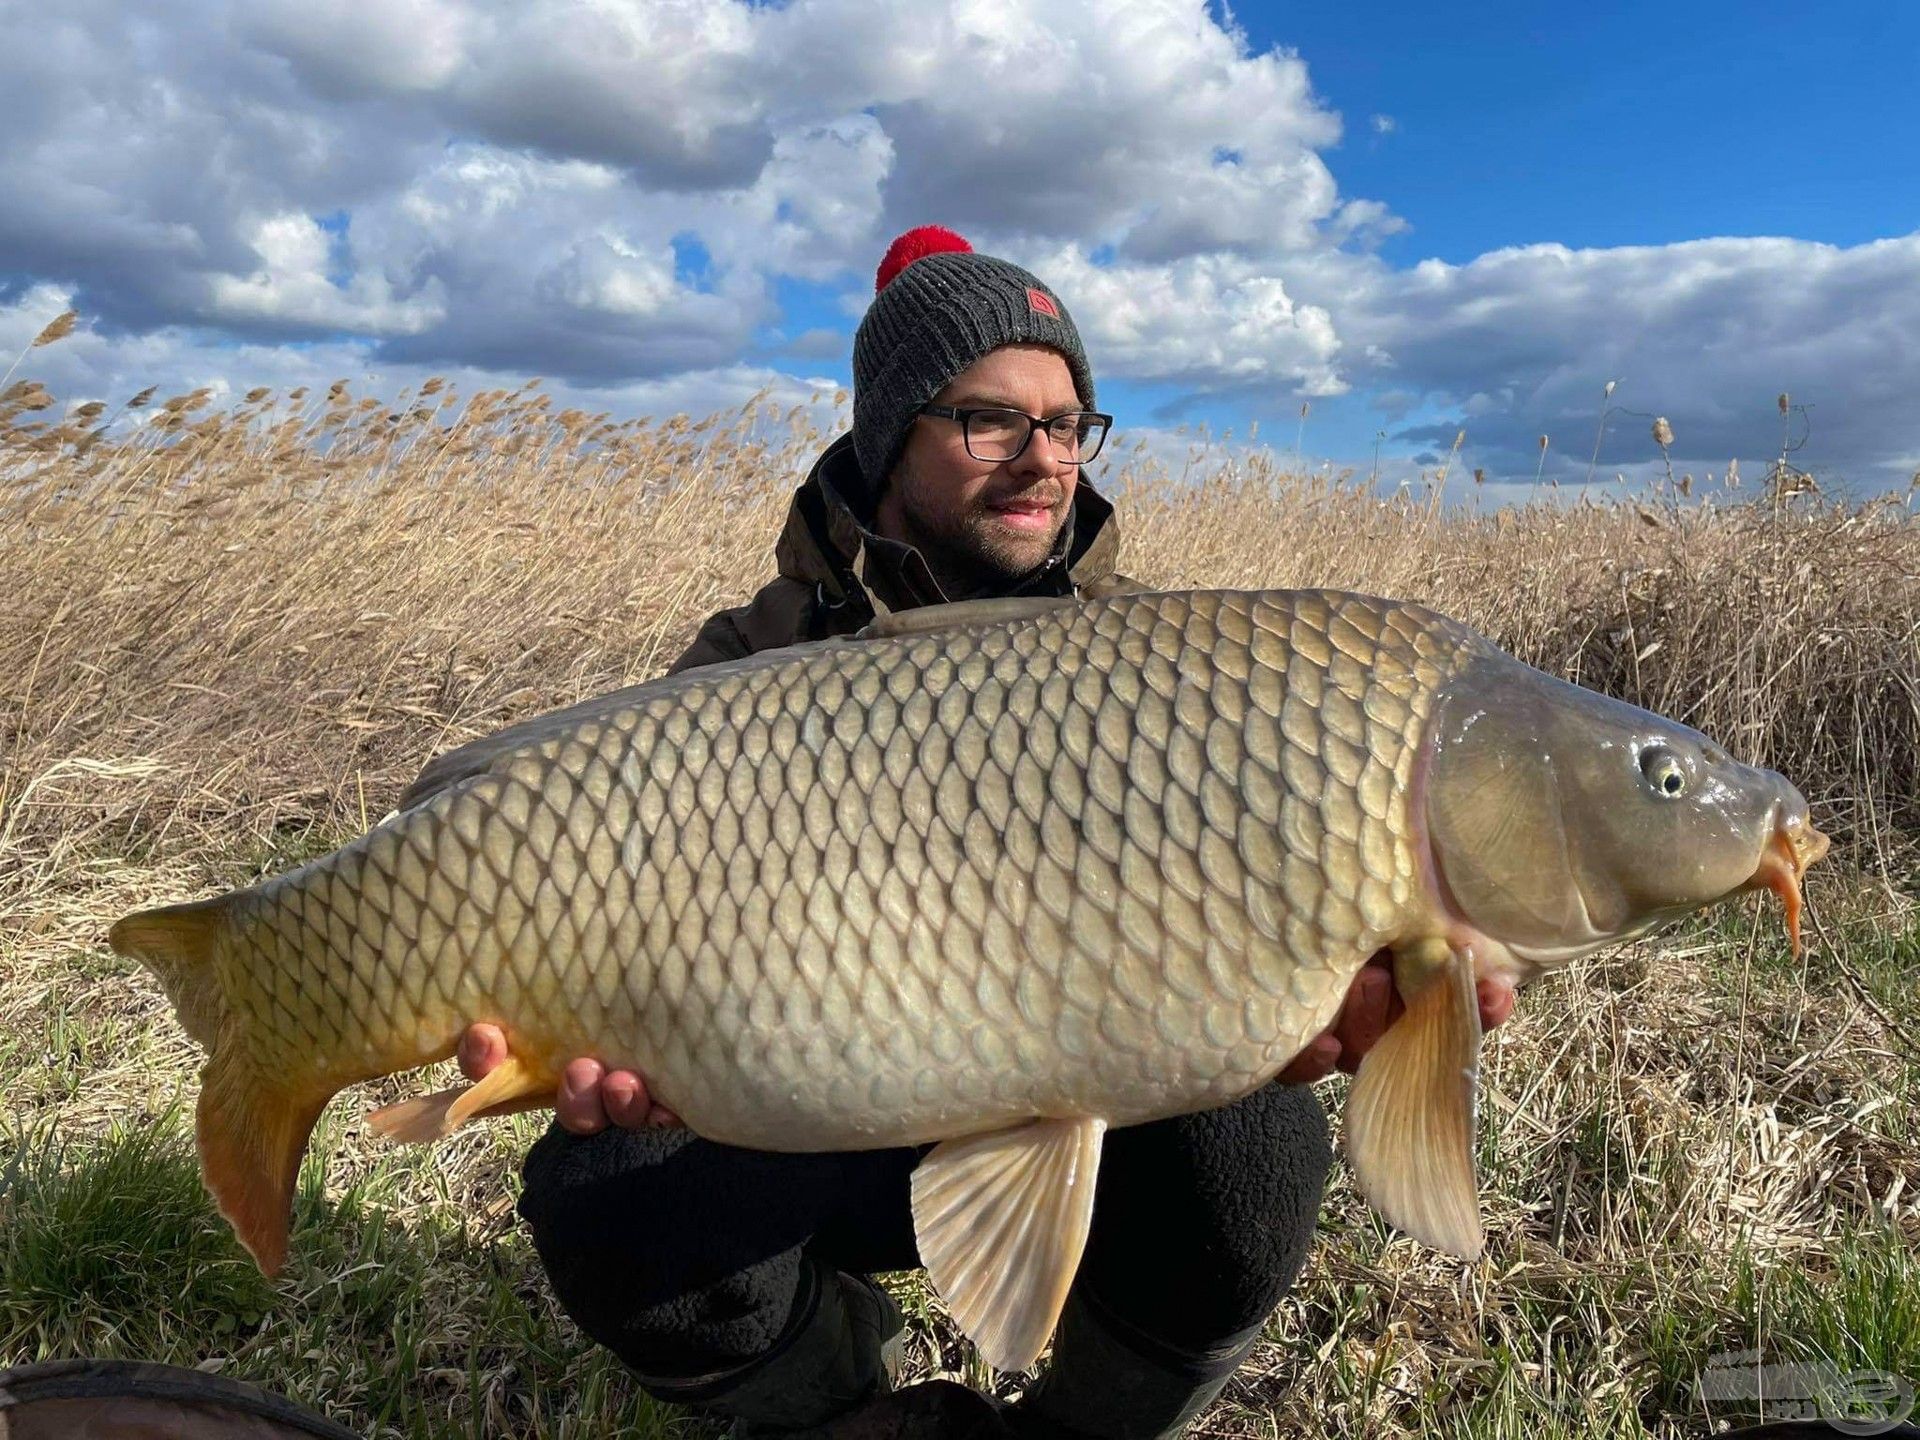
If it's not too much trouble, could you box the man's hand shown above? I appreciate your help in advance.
[1275,950,1516,1085]
[457,1024,681,1136]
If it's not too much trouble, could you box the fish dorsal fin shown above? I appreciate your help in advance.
[910,1116,1107,1372]
[858,595,1075,641]
[1343,941,1485,1260]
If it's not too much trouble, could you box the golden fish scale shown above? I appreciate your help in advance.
[220,590,1478,1149]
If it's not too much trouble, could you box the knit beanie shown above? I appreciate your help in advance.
[850,226,1096,498]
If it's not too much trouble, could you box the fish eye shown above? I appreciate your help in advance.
[1640,745,1687,798]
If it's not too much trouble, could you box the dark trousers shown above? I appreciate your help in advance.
[516,1078,1332,1390]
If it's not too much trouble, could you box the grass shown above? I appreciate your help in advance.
[2,376,1917,1436]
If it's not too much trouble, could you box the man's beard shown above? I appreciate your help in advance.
[898,487,1068,599]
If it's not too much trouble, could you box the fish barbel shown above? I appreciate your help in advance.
[108,588,1826,1370]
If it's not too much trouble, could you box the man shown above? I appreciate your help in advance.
[454,227,1514,1437]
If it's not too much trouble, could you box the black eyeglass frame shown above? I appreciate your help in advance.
[917,404,1114,464]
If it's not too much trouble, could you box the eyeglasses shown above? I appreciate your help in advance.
[918,405,1113,464]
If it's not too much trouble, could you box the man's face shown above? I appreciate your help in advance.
[876,344,1082,596]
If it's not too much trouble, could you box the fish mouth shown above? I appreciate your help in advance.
[1744,811,1830,957]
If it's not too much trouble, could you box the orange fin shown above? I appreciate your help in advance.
[366,1054,552,1143]
[196,1049,328,1276]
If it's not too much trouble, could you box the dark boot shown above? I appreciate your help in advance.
[1007,1288,1264,1440]
[639,1258,907,1435]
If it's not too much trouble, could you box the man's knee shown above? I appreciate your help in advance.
[1082,1081,1333,1345]
[517,1122,809,1377]
[516,1121,920,1382]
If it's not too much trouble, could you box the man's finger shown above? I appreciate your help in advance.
[601,1070,651,1130]
[457,1024,507,1082]
[1276,1034,1341,1085]
[556,1057,610,1136]
[1477,978,1516,1031]
[1333,965,1393,1074]
[647,1105,682,1128]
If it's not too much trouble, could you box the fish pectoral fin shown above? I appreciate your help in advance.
[1343,945,1485,1261]
[365,1054,553,1143]
[910,1116,1107,1374]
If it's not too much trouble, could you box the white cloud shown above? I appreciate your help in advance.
[1029,246,1346,396]
[207,213,445,332]
[1,284,839,434]
[2,0,1916,487]
[244,0,473,97]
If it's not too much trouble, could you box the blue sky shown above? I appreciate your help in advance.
[3,0,1917,492]
[1260,2,1920,261]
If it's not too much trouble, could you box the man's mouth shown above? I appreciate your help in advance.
[987,495,1058,534]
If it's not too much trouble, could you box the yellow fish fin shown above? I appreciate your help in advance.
[909,1115,1107,1373]
[1343,940,1485,1260]
[365,1054,554,1143]
[108,896,233,1050]
[196,1047,329,1277]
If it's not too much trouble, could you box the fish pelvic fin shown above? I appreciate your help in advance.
[1343,938,1485,1261]
[107,896,234,1050]
[910,1116,1107,1374]
[365,1053,555,1143]
[196,1045,328,1277]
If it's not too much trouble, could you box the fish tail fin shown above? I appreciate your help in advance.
[109,894,331,1275]
[107,897,234,1049]
[197,1046,329,1276]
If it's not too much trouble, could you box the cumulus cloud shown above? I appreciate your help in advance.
[207,213,446,333]
[1,0,1914,488]
[1320,235,1920,484]
[1029,246,1345,396]
[0,284,839,443]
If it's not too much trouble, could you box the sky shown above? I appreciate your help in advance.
[3,0,1917,493]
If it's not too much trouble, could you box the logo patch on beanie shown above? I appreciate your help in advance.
[1026,286,1060,319]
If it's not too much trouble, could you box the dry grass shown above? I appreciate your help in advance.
[3,380,1918,1437]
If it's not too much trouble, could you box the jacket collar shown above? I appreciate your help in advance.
[773,432,1124,618]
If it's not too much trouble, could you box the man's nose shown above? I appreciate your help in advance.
[1010,423,1065,476]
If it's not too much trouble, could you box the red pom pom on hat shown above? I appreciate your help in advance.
[875,225,972,293]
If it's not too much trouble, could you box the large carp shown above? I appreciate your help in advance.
[109,588,1826,1370]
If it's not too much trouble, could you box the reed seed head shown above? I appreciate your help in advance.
[31,311,77,347]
